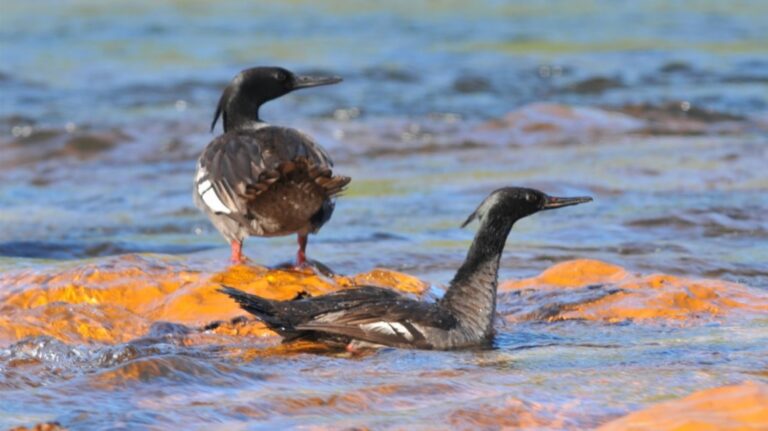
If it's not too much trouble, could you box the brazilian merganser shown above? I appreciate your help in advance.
[194,66,350,265]
[221,187,592,350]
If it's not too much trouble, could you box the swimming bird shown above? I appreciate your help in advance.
[195,66,350,265]
[220,187,592,350]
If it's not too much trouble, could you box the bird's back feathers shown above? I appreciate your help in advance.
[195,126,350,236]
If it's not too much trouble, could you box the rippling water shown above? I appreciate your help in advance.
[1,1,767,429]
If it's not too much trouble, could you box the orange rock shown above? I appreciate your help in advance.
[512,259,628,288]
[346,268,428,294]
[9,423,66,431]
[501,259,768,323]
[598,381,768,431]
[2,255,765,345]
[0,255,429,346]
[0,303,148,345]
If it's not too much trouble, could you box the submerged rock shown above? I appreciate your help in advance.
[452,75,494,93]
[480,103,644,146]
[617,102,752,135]
[564,76,624,94]
[1,129,129,167]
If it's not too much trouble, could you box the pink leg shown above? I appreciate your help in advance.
[230,240,245,264]
[296,234,308,266]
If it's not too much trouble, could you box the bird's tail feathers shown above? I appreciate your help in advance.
[219,285,285,328]
[243,157,350,199]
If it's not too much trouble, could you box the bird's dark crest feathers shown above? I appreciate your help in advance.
[211,85,232,133]
[460,210,477,228]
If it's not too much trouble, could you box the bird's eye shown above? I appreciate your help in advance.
[274,71,286,81]
[525,194,534,202]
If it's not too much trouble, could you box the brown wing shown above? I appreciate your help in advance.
[196,126,350,219]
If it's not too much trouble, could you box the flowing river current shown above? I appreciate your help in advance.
[1,1,767,429]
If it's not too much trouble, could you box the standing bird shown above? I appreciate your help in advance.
[194,67,350,265]
[220,187,592,350]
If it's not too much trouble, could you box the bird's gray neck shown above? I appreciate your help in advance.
[440,215,513,336]
[224,97,264,132]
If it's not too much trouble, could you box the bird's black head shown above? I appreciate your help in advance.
[211,66,342,132]
[461,187,593,228]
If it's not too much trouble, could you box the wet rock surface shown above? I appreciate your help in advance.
[1,256,766,429]
[0,255,427,345]
[501,259,768,323]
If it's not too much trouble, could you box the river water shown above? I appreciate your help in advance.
[1,1,767,429]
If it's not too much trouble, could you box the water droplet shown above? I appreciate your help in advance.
[65,122,77,133]
[333,107,360,121]
[175,100,188,111]
[680,101,691,112]
[11,125,33,138]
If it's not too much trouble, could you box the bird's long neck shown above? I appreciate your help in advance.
[440,213,514,335]
[224,96,264,132]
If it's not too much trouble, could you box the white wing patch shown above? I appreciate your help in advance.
[315,311,345,323]
[245,121,271,131]
[360,321,415,341]
[195,166,232,214]
[195,166,205,181]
